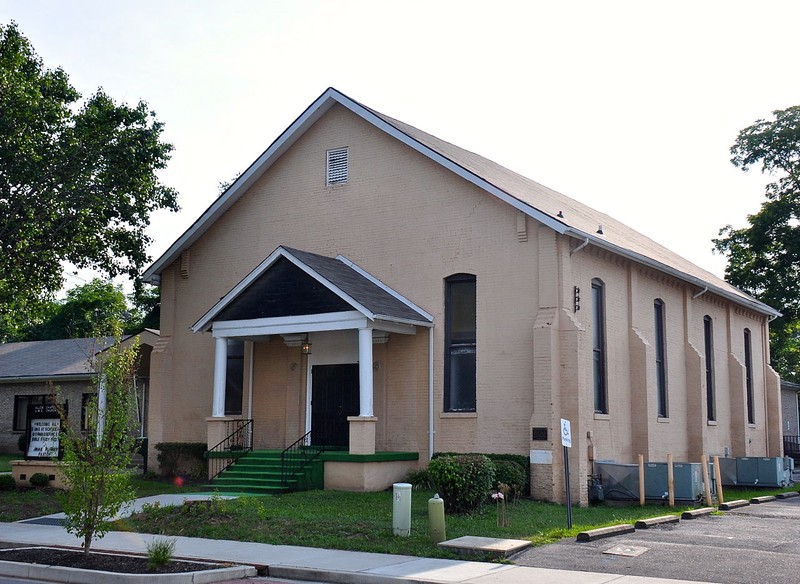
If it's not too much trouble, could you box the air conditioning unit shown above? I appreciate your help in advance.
[644,462,704,502]
[736,457,759,486]
[756,457,790,487]
[717,457,738,486]
[718,456,793,487]
[595,462,639,501]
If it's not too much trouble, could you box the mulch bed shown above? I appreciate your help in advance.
[0,547,227,574]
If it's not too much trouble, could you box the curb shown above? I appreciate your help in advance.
[719,499,749,510]
[680,507,714,520]
[576,524,635,542]
[749,496,776,504]
[634,515,680,529]
[776,491,800,500]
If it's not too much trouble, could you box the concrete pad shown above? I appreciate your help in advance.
[437,536,531,558]
[680,507,714,519]
[461,566,626,584]
[577,524,635,542]
[750,495,776,504]
[718,499,750,510]
[603,544,649,557]
[634,515,679,529]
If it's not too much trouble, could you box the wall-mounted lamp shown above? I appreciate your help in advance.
[301,340,312,355]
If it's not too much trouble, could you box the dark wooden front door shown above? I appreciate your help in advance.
[311,364,359,448]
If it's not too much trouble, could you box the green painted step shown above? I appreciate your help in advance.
[208,449,304,494]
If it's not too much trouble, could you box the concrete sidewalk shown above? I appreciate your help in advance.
[2,494,716,584]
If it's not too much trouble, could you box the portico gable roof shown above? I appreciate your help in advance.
[191,246,433,334]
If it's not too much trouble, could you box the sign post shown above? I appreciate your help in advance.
[560,418,573,529]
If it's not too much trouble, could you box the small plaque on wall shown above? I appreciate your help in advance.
[532,427,548,441]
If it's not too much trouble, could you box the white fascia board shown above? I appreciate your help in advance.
[191,247,288,333]
[143,89,342,283]
[330,92,569,236]
[564,228,781,318]
[211,311,367,338]
[336,254,434,323]
[373,319,417,335]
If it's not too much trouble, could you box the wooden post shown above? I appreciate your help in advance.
[638,454,645,506]
[667,454,675,507]
[701,454,712,506]
[713,455,724,504]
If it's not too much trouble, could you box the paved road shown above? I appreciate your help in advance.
[514,497,800,584]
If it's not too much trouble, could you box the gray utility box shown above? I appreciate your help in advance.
[644,462,704,502]
[718,457,793,487]
[596,461,705,502]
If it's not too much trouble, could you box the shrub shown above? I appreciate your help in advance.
[404,467,435,491]
[29,472,49,487]
[146,537,176,571]
[428,454,495,514]
[493,460,526,498]
[155,442,207,479]
[17,433,27,454]
[0,474,16,491]
[433,451,530,494]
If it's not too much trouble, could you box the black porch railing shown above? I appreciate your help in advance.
[784,435,800,461]
[206,419,253,480]
[281,430,324,492]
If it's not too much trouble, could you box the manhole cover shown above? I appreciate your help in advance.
[603,544,649,557]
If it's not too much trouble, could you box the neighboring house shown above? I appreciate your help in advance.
[142,88,782,504]
[781,380,800,462]
[0,331,158,454]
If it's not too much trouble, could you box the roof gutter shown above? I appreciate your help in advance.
[0,373,95,384]
[564,228,781,319]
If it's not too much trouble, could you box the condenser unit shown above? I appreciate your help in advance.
[717,457,738,486]
[643,462,704,502]
[595,462,640,501]
[755,457,791,487]
[736,457,759,486]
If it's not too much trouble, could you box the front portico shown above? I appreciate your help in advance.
[193,246,432,487]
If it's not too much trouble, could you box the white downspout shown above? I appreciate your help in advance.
[570,237,590,256]
[429,326,435,460]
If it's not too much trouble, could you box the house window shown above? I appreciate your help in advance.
[81,393,95,431]
[592,279,608,414]
[13,394,55,431]
[654,299,668,418]
[326,147,349,185]
[744,328,754,424]
[444,274,476,412]
[704,316,716,421]
[225,339,245,416]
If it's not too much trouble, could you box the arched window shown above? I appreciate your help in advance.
[444,274,476,412]
[592,279,608,414]
[654,299,668,417]
[703,316,715,421]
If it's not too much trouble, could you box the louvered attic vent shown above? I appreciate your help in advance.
[326,147,349,185]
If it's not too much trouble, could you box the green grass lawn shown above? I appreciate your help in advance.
[0,454,18,472]
[119,489,698,558]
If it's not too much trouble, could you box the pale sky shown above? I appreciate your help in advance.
[3,1,799,291]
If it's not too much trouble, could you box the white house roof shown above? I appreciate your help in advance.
[143,88,779,318]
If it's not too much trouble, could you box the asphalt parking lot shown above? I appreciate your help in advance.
[514,496,800,584]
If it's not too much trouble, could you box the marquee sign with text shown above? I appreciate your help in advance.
[26,404,62,460]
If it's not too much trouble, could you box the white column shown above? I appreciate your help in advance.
[212,336,228,417]
[96,374,107,443]
[358,327,374,417]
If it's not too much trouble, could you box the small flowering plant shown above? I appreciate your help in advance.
[493,482,511,527]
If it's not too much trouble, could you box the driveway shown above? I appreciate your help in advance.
[513,497,800,584]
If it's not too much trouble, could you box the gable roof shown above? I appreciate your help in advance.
[192,246,433,333]
[0,337,113,382]
[144,88,779,318]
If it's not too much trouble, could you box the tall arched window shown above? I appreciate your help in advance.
[444,274,476,412]
[744,328,754,424]
[592,279,608,414]
[703,316,716,421]
[654,299,668,418]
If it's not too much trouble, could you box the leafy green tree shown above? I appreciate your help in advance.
[0,22,178,325]
[714,105,800,380]
[58,328,139,555]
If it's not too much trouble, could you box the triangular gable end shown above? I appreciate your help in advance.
[192,246,433,334]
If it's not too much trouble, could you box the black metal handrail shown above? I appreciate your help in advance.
[206,419,253,480]
[280,430,323,492]
[784,435,800,459]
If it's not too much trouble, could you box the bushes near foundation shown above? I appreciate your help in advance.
[428,454,496,513]
[154,443,207,479]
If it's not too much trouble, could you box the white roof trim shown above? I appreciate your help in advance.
[211,311,367,338]
[336,254,434,323]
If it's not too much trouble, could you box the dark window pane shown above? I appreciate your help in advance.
[704,316,715,421]
[448,346,476,411]
[744,329,754,424]
[445,274,477,412]
[449,281,476,342]
[592,280,607,414]
[225,339,244,416]
[654,300,667,417]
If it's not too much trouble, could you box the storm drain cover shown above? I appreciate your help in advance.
[19,517,65,526]
[603,544,649,557]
